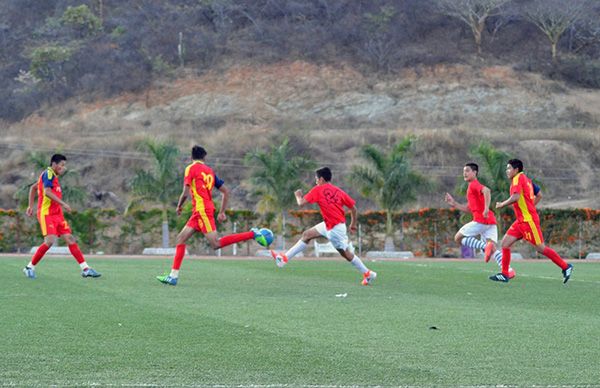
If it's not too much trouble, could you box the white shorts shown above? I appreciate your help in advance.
[458,221,498,242]
[314,222,354,253]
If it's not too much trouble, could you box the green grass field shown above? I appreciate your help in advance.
[1,256,599,386]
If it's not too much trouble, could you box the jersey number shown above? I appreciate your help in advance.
[201,172,214,190]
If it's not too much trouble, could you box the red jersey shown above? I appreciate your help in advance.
[510,172,538,223]
[184,161,224,215]
[466,179,496,224]
[304,182,355,230]
[37,167,63,217]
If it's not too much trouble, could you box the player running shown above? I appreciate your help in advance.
[270,167,376,286]
[489,159,573,283]
[156,145,268,286]
[23,154,101,279]
[444,162,515,277]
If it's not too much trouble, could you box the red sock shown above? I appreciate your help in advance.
[542,247,568,270]
[31,243,50,265]
[501,248,511,275]
[68,243,85,264]
[218,231,254,249]
[172,244,186,270]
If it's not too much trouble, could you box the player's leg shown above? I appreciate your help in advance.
[329,224,376,285]
[24,215,58,278]
[63,233,101,277]
[526,221,572,283]
[157,224,196,285]
[481,226,514,276]
[489,226,519,282]
[456,222,487,251]
[271,224,322,267]
[215,229,262,249]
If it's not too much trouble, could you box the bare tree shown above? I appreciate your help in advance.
[522,0,589,62]
[437,0,511,55]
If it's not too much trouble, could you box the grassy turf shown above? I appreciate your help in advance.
[1,256,599,386]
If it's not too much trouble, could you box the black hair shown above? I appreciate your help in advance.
[192,145,207,160]
[316,167,332,182]
[507,159,524,172]
[465,162,479,175]
[50,154,67,165]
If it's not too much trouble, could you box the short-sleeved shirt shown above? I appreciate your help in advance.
[304,182,355,230]
[37,167,63,217]
[184,161,224,215]
[466,179,496,225]
[510,172,539,223]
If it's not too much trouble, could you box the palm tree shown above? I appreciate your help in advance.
[244,138,316,249]
[350,136,430,251]
[129,139,182,248]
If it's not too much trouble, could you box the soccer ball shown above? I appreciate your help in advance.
[255,228,274,247]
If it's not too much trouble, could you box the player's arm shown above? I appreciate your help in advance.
[348,205,358,233]
[444,192,469,213]
[295,189,308,206]
[176,183,190,215]
[533,183,542,205]
[482,186,491,218]
[216,184,229,222]
[496,193,520,209]
[44,187,71,213]
[26,183,36,217]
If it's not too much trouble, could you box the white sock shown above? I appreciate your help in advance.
[285,240,307,260]
[79,262,89,270]
[350,255,369,274]
[27,262,35,269]
[169,269,179,278]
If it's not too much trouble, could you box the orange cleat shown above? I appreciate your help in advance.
[484,241,495,263]
[507,268,516,279]
[270,250,288,268]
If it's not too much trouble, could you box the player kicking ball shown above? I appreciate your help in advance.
[156,146,270,286]
[270,167,376,286]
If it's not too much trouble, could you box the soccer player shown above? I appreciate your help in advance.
[444,162,514,277]
[156,145,267,286]
[23,154,101,279]
[270,167,377,286]
[489,159,573,283]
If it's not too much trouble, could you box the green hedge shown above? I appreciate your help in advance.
[2,207,599,258]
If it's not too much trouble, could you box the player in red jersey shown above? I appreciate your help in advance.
[489,159,573,283]
[270,167,376,285]
[445,163,514,277]
[23,154,101,279]
[157,145,267,286]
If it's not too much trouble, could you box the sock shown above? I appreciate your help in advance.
[501,248,511,275]
[169,269,180,278]
[350,255,369,274]
[30,243,50,266]
[493,250,503,267]
[172,244,186,272]
[542,247,568,270]
[461,236,486,250]
[68,243,86,264]
[285,240,307,260]
[218,231,254,248]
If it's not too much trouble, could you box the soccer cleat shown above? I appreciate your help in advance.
[562,264,573,284]
[156,274,177,286]
[361,270,377,286]
[270,250,288,268]
[489,273,509,283]
[252,227,269,247]
[23,266,36,279]
[484,241,494,263]
[507,268,516,279]
[81,268,101,278]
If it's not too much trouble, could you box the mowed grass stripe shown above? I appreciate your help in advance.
[1,257,599,385]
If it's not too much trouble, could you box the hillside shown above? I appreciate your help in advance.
[2,61,600,211]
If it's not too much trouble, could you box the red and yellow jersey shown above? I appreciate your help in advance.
[466,179,496,225]
[37,167,63,217]
[184,161,224,215]
[510,172,539,223]
[304,182,355,230]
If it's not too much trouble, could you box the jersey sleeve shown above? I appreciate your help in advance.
[304,187,318,203]
[41,170,54,188]
[510,175,523,196]
[214,175,224,189]
[341,190,355,208]
[532,182,540,196]
[183,164,193,186]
